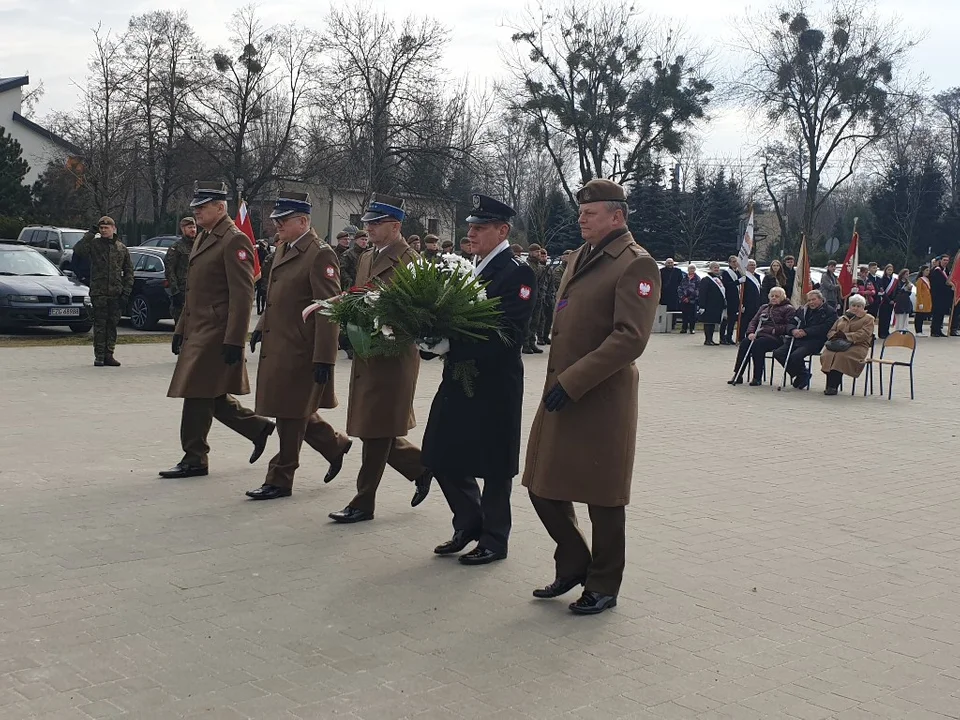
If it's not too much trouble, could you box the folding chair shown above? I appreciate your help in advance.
[863,331,917,400]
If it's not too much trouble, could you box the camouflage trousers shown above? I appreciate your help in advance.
[91,296,122,361]
[525,301,548,347]
[170,294,184,325]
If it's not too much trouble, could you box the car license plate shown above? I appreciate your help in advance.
[49,307,80,317]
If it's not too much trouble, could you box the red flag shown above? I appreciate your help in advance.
[235,201,261,281]
[791,234,812,307]
[838,230,859,298]
[950,254,960,306]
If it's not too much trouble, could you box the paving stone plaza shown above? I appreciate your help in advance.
[1,334,958,719]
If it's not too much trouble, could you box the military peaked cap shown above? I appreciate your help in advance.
[190,181,229,207]
[270,191,312,219]
[465,194,516,224]
[361,194,406,223]
[576,178,627,204]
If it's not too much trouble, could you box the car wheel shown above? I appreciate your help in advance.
[130,295,158,331]
[70,323,92,334]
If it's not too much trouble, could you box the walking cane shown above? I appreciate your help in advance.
[730,315,766,384]
[778,315,803,391]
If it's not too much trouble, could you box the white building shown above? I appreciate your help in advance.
[0,75,80,185]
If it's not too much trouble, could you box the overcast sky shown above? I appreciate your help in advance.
[2,0,957,160]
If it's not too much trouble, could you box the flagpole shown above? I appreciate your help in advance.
[843,216,860,313]
[735,202,754,342]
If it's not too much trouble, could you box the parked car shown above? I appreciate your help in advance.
[123,247,174,331]
[140,235,179,248]
[0,244,92,332]
[16,225,88,273]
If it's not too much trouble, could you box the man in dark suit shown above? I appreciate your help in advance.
[659,258,684,328]
[421,195,537,565]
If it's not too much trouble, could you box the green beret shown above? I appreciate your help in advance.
[576,178,627,204]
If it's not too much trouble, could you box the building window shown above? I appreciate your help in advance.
[427,218,440,235]
[349,213,361,228]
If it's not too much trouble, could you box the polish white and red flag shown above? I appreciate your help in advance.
[235,201,261,282]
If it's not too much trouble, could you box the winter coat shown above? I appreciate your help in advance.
[915,276,932,313]
[740,274,762,329]
[721,267,740,312]
[697,273,726,324]
[660,266,684,311]
[167,215,255,399]
[345,238,421,439]
[819,270,841,307]
[761,272,787,299]
[930,266,952,311]
[678,274,699,305]
[820,312,876,378]
[421,249,537,478]
[893,281,914,315]
[522,228,660,507]
[254,230,340,419]
[746,300,796,338]
[792,302,837,353]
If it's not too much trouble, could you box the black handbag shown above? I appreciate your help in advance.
[825,338,852,352]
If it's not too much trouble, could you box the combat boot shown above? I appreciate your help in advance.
[104,355,121,367]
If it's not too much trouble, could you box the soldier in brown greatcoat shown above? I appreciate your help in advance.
[159,182,275,479]
[244,192,352,501]
[328,194,432,523]
[522,179,660,616]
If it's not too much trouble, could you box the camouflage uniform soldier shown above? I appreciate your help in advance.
[339,230,369,289]
[72,216,134,367]
[538,249,563,345]
[522,243,547,354]
[164,217,197,325]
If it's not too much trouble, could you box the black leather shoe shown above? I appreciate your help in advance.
[726,377,744,386]
[459,546,506,565]
[411,472,432,507]
[245,484,291,500]
[748,379,763,386]
[543,338,551,345]
[569,590,617,615]
[532,575,586,599]
[324,440,353,483]
[824,387,839,396]
[158,463,208,479]
[249,421,276,464]
[530,345,544,354]
[434,530,480,555]
[328,506,373,523]
[522,347,535,354]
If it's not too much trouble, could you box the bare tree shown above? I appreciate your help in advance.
[183,5,320,204]
[932,88,960,208]
[63,25,138,217]
[311,4,481,211]
[735,0,916,242]
[123,11,203,222]
[505,1,713,204]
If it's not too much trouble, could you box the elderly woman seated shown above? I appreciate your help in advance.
[820,293,876,396]
[728,286,796,386]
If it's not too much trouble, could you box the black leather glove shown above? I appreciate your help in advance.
[543,382,570,412]
[171,333,183,355]
[222,344,243,365]
[419,350,438,361]
[313,362,333,385]
[249,329,262,353]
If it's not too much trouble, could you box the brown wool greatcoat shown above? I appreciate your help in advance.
[345,238,421,439]
[168,215,255,399]
[522,229,661,507]
[820,312,876,378]
[254,229,341,418]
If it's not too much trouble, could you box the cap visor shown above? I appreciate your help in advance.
[189,197,216,208]
[360,211,393,223]
[269,209,295,219]
[465,214,504,224]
